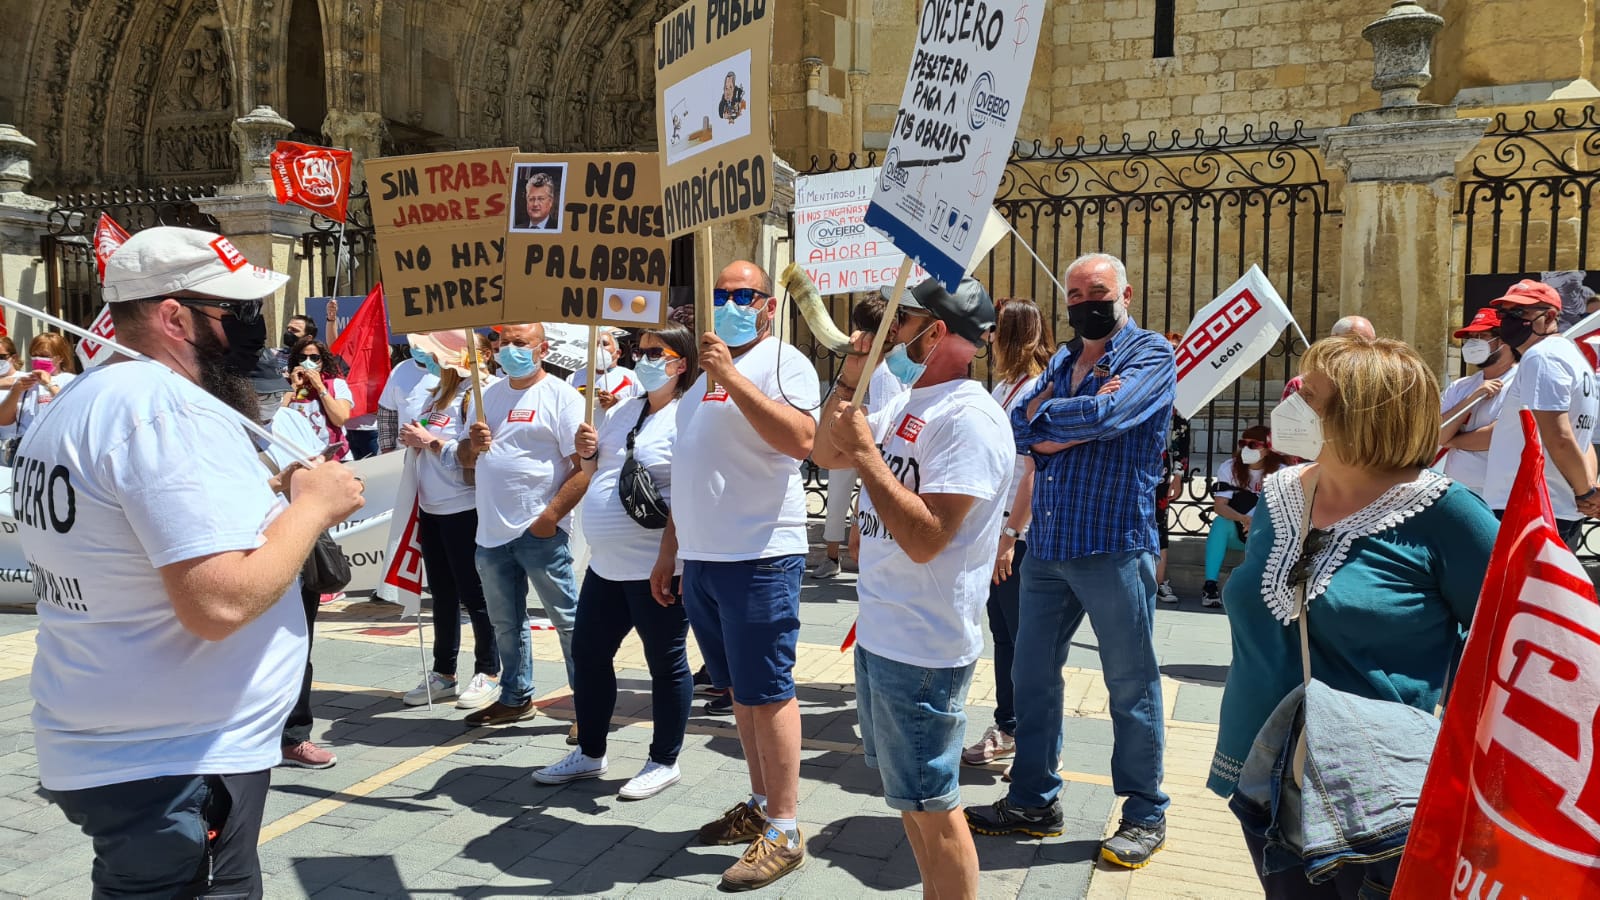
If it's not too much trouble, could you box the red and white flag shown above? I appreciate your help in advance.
[1394,409,1600,899]
[93,213,130,282]
[375,451,427,616]
[76,305,118,369]
[1173,265,1297,419]
[329,284,390,418]
[270,142,353,223]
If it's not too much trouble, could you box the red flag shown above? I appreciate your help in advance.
[330,284,390,419]
[270,142,353,222]
[93,214,130,282]
[1393,410,1600,898]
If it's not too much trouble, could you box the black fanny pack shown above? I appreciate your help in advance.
[618,401,670,529]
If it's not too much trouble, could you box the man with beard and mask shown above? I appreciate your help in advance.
[965,252,1177,872]
[1438,307,1517,497]
[653,260,820,891]
[1482,279,1600,546]
[20,227,365,897]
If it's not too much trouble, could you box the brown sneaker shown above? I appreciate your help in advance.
[279,740,337,769]
[697,801,766,846]
[464,698,536,727]
[720,823,805,891]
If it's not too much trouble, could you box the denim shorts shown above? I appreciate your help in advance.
[854,646,975,813]
[682,556,804,706]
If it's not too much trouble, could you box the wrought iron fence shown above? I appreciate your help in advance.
[300,184,381,300]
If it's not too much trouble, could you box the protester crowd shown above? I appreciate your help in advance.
[17,224,1600,898]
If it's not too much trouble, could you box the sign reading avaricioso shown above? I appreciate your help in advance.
[863,0,1044,291]
[653,0,774,239]
[504,153,671,328]
[365,147,514,333]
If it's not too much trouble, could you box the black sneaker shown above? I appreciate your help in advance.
[1100,818,1166,868]
[693,666,717,696]
[703,689,733,715]
[1200,580,1222,608]
[963,798,1065,838]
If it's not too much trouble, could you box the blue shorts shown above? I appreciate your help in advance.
[683,556,804,706]
[854,645,975,813]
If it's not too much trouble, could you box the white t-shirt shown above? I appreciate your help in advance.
[18,371,77,433]
[264,407,321,472]
[569,365,645,429]
[581,396,678,581]
[1484,336,1598,519]
[991,376,1036,503]
[463,375,584,547]
[285,376,354,447]
[414,382,478,516]
[1214,458,1266,499]
[21,360,306,791]
[856,379,1012,669]
[378,360,439,425]
[673,338,822,561]
[866,361,906,411]
[1440,366,1517,496]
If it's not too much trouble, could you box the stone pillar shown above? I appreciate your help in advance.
[847,71,868,155]
[1319,1,1489,378]
[0,125,52,337]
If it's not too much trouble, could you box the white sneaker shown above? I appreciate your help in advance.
[618,760,681,800]
[455,672,502,710]
[403,672,457,706]
[1156,581,1179,604]
[812,557,841,579]
[531,748,608,784]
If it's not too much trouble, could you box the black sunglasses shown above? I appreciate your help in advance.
[632,347,682,361]
[300,354,323,361]
[712,288,768,308]
[179,298,263,324]
[1289,528,1332,591]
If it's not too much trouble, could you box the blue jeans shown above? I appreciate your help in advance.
[855,646,974,812]
[1009,550,1169,824]
[475,529,578,706]
[987,539,1026,735]
[346,428,379,460]
[1205,520,1247,581]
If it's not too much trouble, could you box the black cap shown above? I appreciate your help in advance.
[885,277,996,344]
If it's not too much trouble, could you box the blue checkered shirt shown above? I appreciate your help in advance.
[1010,321,1177,561]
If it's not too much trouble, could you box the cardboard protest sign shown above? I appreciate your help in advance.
[653,0,773,239]
[504,153,670,328]
[365,148,514,334]
[794,168,928,295]
[863,0,1044,291]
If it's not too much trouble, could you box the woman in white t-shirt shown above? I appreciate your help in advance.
[962,297,1053,770]
[0,337,23,464]
[281,337,354,460]
[1201,424,1289,607]
[0,331,78,442]
[395,331,502,712]
[531,322,697,801]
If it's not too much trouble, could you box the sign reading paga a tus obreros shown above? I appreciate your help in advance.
[653,0,773,239]
[503,152,671,328]
[863,0,1043,290]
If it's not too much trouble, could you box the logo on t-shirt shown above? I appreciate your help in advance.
[703,384,730,403]
[427,412,451,427]
[506,409,536,423]
[895,414,926,442]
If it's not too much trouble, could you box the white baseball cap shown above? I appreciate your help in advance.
[102,226,289,303]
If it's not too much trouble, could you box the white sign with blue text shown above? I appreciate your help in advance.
[863,0,1043,290]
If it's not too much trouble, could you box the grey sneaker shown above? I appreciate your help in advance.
[1100,818,1166,869]
[1156,580,1179,604]
[812,557,841,579]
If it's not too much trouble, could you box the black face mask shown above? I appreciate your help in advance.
[283,330,300,350]
[1068,300,1120,341]
[1497,314,1537,356]
[190,310,262,421]
[223,314,269,378]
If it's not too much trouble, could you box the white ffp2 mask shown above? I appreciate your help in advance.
[1271,392,1325,460]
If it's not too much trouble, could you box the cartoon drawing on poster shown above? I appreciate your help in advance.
[664,52,752,165]
[862,0,1044,290]
[510,163,568,233]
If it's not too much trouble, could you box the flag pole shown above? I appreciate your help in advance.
[584,326,600,426]
[1002,219,1070,300]
[851,259,915,411]
[415,609,433,710]
[331,221,349,298]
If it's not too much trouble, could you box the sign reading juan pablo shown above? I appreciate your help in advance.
[653,0,774,239]
[365,147,515,333]
[504,153,671,328]
[863,0,1043,291]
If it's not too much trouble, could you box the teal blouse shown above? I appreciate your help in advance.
[1207,466,1499,797]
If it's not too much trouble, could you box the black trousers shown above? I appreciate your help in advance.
[416,508,498,677]
[572,570,691,765]
[281,587,319,746]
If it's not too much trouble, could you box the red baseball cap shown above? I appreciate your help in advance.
[1490,279,1562,309]
[1453,307,1502,338]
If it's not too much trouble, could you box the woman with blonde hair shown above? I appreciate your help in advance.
[962,297,1055,769]
[1208,336,1499,896]
[0,332,78,438]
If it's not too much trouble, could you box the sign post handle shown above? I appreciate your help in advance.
[850,259,914,411]
[584,325,600,426]
[697,227,716,394]
[464,329,485,425]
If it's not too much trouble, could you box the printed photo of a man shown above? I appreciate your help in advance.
[510,164,567,233]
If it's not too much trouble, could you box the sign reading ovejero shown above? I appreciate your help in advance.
[504,153,671,328]
[794,168,929,296]
[365,147,514,333]
[653,0,773,239]
[862,0,1043,290]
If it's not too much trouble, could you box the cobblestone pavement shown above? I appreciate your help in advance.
[0,534,1259,898]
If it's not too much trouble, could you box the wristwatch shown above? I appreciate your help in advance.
[1001,526,1023,540]
[1578,485,1598,502]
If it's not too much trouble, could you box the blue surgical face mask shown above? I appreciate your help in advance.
[410,345,442,377]
[497,345,538,378]
[885,321,939,387]
[635,356,674,392]
[714,301,761,347]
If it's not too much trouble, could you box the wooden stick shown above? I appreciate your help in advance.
[697,227,716,393]
[584,325,600,425]
[851,259,914,411]
[464,328,485,424]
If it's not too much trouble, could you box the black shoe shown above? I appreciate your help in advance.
[703,689,733,715]
[963,797,1065,838]
[1200,580,1222,608]
[693,666,717,696]
[1100,818,1166,868]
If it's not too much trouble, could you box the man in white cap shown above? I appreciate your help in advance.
[20,226,364,897]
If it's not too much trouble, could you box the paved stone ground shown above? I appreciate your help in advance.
[0,533,1261,899]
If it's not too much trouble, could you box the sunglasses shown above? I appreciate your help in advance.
[1239,439,1269,450]
[712,288,769,307]
[632,347,682,362]
[300,354,323,361]
[179,298,263,324]
[1289,527,1332,592]
[0,354,12,361]
[1497,307,1548,322]
[895,308,935,327]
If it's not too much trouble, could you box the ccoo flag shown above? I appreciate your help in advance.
[1173,265,1296,419]
[93,214,131,282]
[270,142,353,222]
[1393,410,1600,899]
[375,451,427,616]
